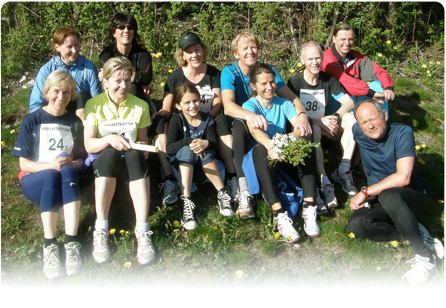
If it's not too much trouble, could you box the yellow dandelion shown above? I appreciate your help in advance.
[221,228,224,231]
[109,228,116,235]
[393,46,397,50]
[376,266,381,271]
[151,53,156,57]
[120,230,125,235]
[396,254,402,259]
[427,70,431,74]
[173,220,180,226]
[213,226,218,230]
[10,129,15,134]
[438,200,444,204]
[50,38,53,41]
[437,61,441,64]
[168,69,173,73]
[268,223,271,227]
[1,141,5,146]
[297,63,303,67]
[391,241,398,247]
[287,235,293,241]
[386,40,391,46]
[235,270,243,279]
[173,229,179,232]
[324,149,329,154]
[125,231,129,235]
[274,233,280,240]
[289,68,295,73]
[349,232,355,239]
[320,215,325,221]
[160,82,165,87]
[324,159,328,163]
[378,53,383,57]
[164,42,169,46]
[39,35,44,38]
[156,52,162,57]
[422,144,426,148]
[428,74,432,77]
[418,159,425,165]
[429,61,433,64]
[410,263,415,268]
[124,261,132,269]
[422,64,427,68]
[165,223,168,228]
[415,145,421,150]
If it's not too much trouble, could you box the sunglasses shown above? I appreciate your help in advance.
[116,25,134,31]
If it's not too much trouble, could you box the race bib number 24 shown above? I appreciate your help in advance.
[38,123,74,162]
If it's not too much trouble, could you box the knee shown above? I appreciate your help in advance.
[348,214,367,238]
[252,143,267,161]
[378,188,400,212]
[177,146,196,164]
[312,125,322,142]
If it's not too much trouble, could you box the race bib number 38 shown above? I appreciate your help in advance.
[39,124,74,162]
[300,89,326,119]
[100,120,137,142]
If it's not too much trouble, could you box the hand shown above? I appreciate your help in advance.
[266,143,282,161]
[349,192,366,210]
[294,113,312,137]
[189,139,208,155]
[107,134,131,151]
[142,85,154,96]
[320,115,339,137]
[384,89,395,101]
[245,113,268,131]
[151,108,170,120]
[98,69,103,82]
[50,153,73,171]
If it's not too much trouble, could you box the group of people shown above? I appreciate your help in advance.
[13,13,443,286]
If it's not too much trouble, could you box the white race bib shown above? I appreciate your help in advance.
[196,85,214,113]
[38,124,74,162]
[99,119,137,142]
[300,89,326,119]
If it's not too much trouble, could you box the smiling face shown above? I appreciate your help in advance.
[113,23,134,48]
[332,30,355,58]
[250,72,276,101]
[234,36,258,70]
[54,35,80,66]
[176,91,201,118]
[45,83,72,116]
[103,69,132,104]
[301,44,322,75]
[182,43,204,68]
[356,102,388,140]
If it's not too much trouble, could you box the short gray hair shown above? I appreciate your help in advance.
[300,41,324,63]
[354,99,385,120]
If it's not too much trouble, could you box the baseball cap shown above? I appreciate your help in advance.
[179,32,202,50]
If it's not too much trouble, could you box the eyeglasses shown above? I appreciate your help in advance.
[116,25,134,31]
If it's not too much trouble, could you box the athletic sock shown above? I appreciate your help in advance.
[95,220,108,231]
[165,174,176,182]
[321,174,331,186]
[44,237,58,248]
[338,159,351,174]
[64,234,78,244]
[273,207,285,217]
[239,177,249,194]
[303,201,315,208]
[135,222,151,233]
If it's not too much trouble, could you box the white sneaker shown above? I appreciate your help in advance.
[418,223,444,259]
[180,195,197,230]
[236,191,255,219]
[315,189,327,215]
[159,179,179,205]
[403,254,436,286]
[135,229,156,265]
[217,188,235,216]
[331,168,358,195]
[65,242,83,276]
[302,205,320,237]
[92,229,110,264]
[43,243,64,280]
[323,184,338,208]
[274,211,300,243]
[226,176,240,202]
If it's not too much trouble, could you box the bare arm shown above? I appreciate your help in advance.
[276,86,312,136]
[152,91,173,120]
[350,156,415,210]
[84,124,131,154]
[209,87,222,118]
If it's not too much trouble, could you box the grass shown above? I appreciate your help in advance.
[1,51,444,293]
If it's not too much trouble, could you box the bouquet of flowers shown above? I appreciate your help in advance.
[268,133,320,166]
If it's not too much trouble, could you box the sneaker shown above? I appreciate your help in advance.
[43,243,64,280]
[226,176,240,202]
[159,179,179,205]
[418,223,444,259]
[302,205,320,237]
[92,229,110,264]
[236,191,255,220]
[135,229,156,265]
[65,242,83,276]
[315,189,327,215]
[323,184,338,208]
[180,195,197,230]
[331,168,358,195]
[274,211,300,243]
[403,254,436,286]
[217,188,235,216]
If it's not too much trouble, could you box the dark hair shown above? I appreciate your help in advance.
[173,82,201,111]
[103,12,141,50]
[248,63,276,97]
[333,23,355,37]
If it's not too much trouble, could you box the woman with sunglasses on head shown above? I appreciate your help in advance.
[99,12,153,101]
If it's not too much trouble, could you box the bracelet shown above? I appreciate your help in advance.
[297,111,306,117]
[360,186,371,200]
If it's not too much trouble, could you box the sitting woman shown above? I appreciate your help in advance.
[242,63,319,242]
[13,70,86,279]
[83,57,154,265]
[155,32,239,205]
[166,82,234,231]
[29,27,101,120]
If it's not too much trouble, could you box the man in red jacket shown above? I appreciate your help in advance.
[322,24,394,117]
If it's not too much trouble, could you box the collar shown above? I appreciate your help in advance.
[55,55,80,68]
[331,44,356,62]
[114,46,134,58]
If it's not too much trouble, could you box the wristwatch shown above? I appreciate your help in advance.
[333,112,340,120]
[360,186,371,200]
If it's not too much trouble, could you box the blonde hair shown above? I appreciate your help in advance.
[231,31,260,55]
[174,42,210,67]
[42,70,77,101]
[52,27,81,56]
[101,57,135,91]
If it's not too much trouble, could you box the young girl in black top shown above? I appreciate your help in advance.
[166,83,233,230]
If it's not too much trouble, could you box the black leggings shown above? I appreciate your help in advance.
[231,119,250,179]
[252,140,317,205]
[348,187,430,256]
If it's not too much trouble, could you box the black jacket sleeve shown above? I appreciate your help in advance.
[166,114,194,155]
